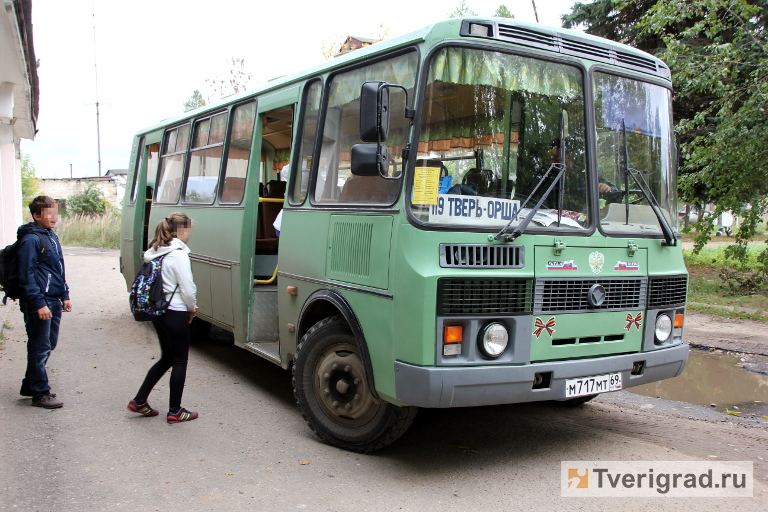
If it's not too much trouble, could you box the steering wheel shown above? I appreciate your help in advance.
[603,189,645,205]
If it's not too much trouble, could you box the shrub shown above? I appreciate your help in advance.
[66,183,108,216]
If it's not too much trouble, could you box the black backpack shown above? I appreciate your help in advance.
[0,232,47,305]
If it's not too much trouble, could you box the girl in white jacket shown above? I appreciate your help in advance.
[128,212,199,423]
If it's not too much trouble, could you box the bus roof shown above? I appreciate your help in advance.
[135,17,669,137]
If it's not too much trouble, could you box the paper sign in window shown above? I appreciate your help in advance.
[412,166,440,205]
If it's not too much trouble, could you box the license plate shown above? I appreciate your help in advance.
[564,373,622,398]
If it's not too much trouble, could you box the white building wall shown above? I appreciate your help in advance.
[0,138,23,246]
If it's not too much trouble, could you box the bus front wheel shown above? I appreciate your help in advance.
[292,315,417,452]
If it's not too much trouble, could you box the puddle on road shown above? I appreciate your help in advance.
[627,349,768,416]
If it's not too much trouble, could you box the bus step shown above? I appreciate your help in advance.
[244,341,281,365]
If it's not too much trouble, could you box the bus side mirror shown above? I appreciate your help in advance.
[359,81,389,143]
[350,144,389,176]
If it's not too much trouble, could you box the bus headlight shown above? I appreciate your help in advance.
[478,322,508,358]
[654,314,673,343]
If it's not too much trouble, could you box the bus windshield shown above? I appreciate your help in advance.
[410,47,589,231]
[594,73,678,236]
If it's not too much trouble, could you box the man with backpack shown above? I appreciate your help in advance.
[16,196,72,409]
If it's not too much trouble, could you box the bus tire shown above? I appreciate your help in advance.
[556,394,597,407]
[292,315,417,453]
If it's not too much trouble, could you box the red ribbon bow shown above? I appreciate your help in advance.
[533,317,556,338]
[625,312,643,331]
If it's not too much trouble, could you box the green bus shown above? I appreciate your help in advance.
[120,18,688,452]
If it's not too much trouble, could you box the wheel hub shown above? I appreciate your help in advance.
[314,343,379,426]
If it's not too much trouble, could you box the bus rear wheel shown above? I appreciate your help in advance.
[292,315,417,452]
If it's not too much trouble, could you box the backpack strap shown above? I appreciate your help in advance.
[157,248,183,307]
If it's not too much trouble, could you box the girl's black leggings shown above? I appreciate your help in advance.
[134,310,190,411]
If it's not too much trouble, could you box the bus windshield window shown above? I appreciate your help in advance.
[594,73,678,235]
[410,47,587,230]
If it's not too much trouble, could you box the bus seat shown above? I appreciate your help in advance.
[256,180,286,253]
[339,175,400,203]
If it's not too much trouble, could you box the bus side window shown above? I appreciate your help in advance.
[185,113,226,204]
[156,124,189,204]
[313,52,417,206]
[129,138,145,204]
[290,80,322,205]
[220,102,256,204]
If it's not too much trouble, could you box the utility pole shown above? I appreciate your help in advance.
[531,0,540,23]
[70,163,72,179]
[92,1,102,177]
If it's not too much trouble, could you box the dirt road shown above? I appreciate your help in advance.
[1,249,766,511]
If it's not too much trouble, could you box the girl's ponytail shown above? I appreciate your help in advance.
[148,212,191,250]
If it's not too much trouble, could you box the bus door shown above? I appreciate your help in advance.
[246,90,297,359]
[120,135,160,284]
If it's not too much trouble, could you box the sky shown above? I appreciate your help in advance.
[24,0,579,179]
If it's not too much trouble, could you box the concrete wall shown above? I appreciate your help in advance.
[38,177,127,212]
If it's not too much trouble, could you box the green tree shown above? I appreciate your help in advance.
[637,0,768,262]
[448,0,477,17]
[20,153,39,204]
[183,89,207,112]
[67,182,107,216]
[493,4,514,18]
[561,0,661,47]
[563,0,768,264]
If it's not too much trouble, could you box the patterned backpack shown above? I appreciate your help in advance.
[129,252,178,321]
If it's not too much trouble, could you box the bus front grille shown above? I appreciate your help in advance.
[438,278,533,315]
[534,278,647,314]
[648,275,688,308]
[440,244,524,268]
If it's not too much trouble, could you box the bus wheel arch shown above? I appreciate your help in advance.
[297,290,377,398]
[292,313,417,452]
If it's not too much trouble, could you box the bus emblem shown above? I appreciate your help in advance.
[588,251,605,274]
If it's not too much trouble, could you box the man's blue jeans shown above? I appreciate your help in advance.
[20,299,62,401]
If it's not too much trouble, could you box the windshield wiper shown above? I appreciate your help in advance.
[496,112,568,242]
[621,119,677,246]
[495,163,566,242]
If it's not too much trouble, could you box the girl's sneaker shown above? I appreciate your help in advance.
[127,399,159,417]
[167,408,198,424]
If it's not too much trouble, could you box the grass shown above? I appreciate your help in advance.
[684,244,768,320]
[56,214,121,249]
